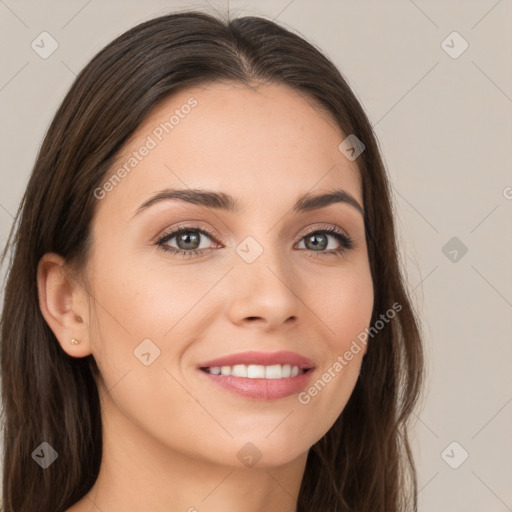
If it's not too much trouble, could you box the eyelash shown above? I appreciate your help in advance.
[155,224,353,259]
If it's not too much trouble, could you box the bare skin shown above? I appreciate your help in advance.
[37,81,374,512]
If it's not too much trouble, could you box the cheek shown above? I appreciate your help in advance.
[313,259,374,353]
[89,247,209,344]
[86,247,223,410]
[295,261,373,429]
[85,254,222,458]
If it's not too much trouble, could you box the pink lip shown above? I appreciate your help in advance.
[197,350,315,401]
[198,350,314,369]
[200,372,313,400]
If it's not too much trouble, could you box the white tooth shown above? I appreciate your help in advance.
[247,365,266,378]
[265,364,283,379]
[231,364,248,377]
[217,364,301,378]
[220,366,232,376]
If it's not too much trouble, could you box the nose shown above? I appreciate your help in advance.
[225,243,300,331]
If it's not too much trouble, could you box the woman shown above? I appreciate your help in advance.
[0,10,424,512]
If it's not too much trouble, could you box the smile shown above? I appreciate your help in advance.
[197,350,315,400]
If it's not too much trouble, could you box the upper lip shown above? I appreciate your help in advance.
[198,350,315,370]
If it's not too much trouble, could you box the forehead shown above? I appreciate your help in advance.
[96,82,363,221]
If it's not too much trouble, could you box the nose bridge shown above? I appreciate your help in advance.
[227,230,300,327]
[236,229,289,282]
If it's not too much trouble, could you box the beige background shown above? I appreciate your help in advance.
[1,0,511,510]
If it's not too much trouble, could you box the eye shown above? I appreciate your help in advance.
[155,225,219,258]
[295,226,353,258]
[155,224,353,258]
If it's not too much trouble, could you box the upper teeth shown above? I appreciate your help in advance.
[205,364,302,379]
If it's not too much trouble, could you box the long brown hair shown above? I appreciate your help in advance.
[0,10,424,511]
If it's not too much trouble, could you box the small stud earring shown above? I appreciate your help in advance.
[71,338,81,345]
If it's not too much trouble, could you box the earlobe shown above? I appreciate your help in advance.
[36,252,91,357]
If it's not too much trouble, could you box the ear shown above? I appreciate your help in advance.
[37,252,92,358]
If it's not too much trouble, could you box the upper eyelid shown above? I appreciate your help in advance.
[157,224,218,243]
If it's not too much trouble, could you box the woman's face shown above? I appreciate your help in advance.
[82,82,373,467]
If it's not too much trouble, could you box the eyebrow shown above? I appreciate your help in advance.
[132,187,364,219]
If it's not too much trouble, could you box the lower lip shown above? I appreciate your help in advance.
[199,369,314,400]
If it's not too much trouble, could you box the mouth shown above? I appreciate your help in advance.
[197,350,315,400]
